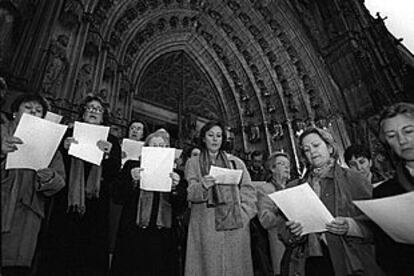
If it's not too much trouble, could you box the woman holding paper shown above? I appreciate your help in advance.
[1,94,65,275]
[373,102,414,276]
[257,151,291,276]
[110,129,187,276]
[280,127,383,276]
[109,119,147,259]
[184,120,257,276]
[38,95,121,275]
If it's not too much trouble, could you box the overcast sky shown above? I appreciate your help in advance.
[364,0,414,53]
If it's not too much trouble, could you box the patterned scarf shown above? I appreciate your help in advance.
[67,157,102,214]
[199,150,243,231]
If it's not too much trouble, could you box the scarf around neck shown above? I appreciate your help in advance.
[199,150,243,231]
[67,157,102,214]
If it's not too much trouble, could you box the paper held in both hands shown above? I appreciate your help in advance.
[68,122,109,166]
[354,192,414,244]
[268,183,334,235]
[140,146,175,192]
[6,113,68,171]
[209,166,243,185]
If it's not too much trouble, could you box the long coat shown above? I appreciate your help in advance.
[110,160,188,276]
[280,165,384,276]
[184,154,257,276]
[37,129,121,276]
[1,121,66,267]
[256,180,286,275]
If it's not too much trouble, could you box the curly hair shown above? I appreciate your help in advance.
[11,93,50,118]
[78,94,110,125]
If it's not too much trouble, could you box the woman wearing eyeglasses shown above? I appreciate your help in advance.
[38,95,121,276]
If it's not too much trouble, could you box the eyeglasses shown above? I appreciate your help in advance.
[85,105,104,113]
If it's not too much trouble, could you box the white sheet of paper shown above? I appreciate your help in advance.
[354,192,414,244]
[140,147,175,192]
[6,113,67,170]
[121,139,144,166]
[209,166,243,185]
[44,111,63,124]
[68,121,109,165]
[174,149,183,159]
[268,183,334,235]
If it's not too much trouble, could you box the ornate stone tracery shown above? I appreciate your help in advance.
[2,0,411,168]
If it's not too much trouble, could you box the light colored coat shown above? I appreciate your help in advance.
[185,154,257,276]
[256,181,286,275]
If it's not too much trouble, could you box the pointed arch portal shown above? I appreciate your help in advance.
[132,50,227,147]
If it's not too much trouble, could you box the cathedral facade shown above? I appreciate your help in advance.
[1,0,413,174]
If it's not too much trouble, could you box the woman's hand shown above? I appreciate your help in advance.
[36,168,55,183]
[1,136,23,155]
[170,172,180,190]
[121,151,127,159]
[286,220,304,237]
[326,217,349,235]
[131,167,144,181]
[97,140,112,153]
[202,175,217,189]
[63,137,78,149]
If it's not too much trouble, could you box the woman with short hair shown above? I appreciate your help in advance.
[257,151,291,275]
[279,127,383,276]
[39,95,121,275]
[110,129,187,276]
[1,94,65,276]
[373,102,414,276]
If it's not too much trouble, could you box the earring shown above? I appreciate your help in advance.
[12,113,16,119]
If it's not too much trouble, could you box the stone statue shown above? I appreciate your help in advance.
[42,34,69,97]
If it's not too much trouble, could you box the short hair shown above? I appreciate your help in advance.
[265,151,290,170]
[145,129,170,147]
[378,102,414,143]
[78,94,110,125]
[198,120,227,151]
[344,144,372,166]
[11,93,50,117]
[251,150,264,159]
[299,127,339,163]
[127,119,147,139]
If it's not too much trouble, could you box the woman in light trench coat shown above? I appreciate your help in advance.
[184,120,257,276]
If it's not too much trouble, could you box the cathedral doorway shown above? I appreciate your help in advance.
[132,50,226,148]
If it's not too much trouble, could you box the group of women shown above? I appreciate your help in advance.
[1,92,413,276]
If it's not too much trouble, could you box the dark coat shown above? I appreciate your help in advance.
[110,160,188,276]
[37,130,121,276]
[373,164,414,276]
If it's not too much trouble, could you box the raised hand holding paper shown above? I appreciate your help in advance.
[268,183,334,235]
[209,166,243,185]
[68,121,109,165]
[354,192,414,244]
[174,149,183,160]
[6,113,67,170]
[121,138,144,166]
[140,146,175,192]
